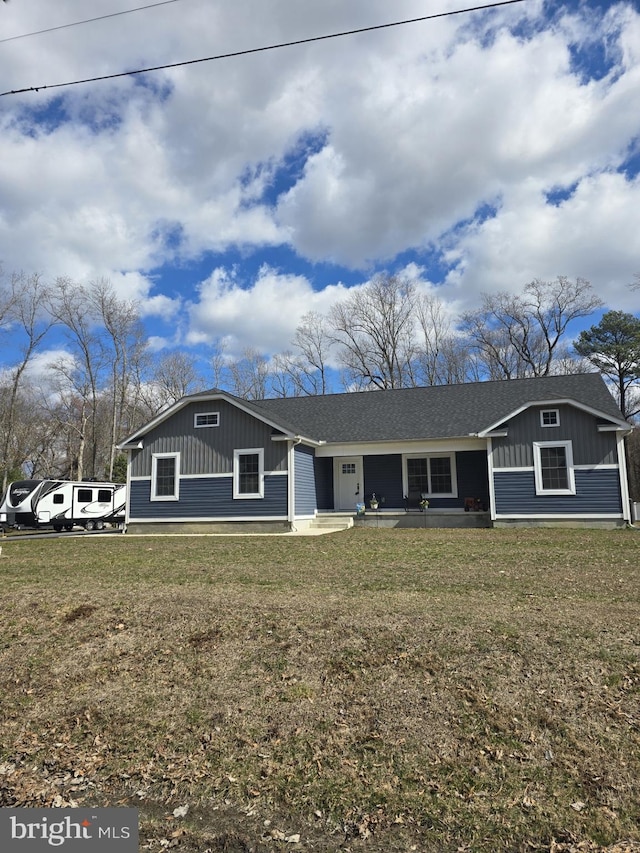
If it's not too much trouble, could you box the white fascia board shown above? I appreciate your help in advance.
[314,436,486,458]
[477,398,631,437]
[270,434,323,447]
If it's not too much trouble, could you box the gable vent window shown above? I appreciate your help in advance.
[194,412,220,428]
[540,409,559,427]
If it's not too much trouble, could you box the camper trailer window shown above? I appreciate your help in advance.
[77,489,93,502]
[53,494,64,504]
[98,489,112,501]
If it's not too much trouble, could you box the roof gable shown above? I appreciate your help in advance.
[119,374,629,449]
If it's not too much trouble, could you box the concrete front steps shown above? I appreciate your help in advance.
[304,514,354,533]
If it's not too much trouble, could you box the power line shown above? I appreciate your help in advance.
[0,0,187,45]
[0,0,525,99]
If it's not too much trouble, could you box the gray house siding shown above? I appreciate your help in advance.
[492,405,618,468]
[294,445,317,516]
[129,474,288,520]
[493,469,623,515]
[130,400,288,478]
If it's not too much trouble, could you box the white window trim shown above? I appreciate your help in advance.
[151,452,180,501]
[233,448,264,499]
[533,440,575,495]
[403,452,457,498]
[194,411,220,428]
[540,408,560,428]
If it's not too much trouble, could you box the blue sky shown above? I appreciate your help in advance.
[0,0,639,381]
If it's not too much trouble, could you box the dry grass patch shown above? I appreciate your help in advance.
[0,528,638,852]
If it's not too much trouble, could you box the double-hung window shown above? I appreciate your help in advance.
[151,452,180,500]
[233,448,264,499]
[533,441,575,495]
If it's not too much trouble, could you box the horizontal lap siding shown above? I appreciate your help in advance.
[129,475,288,519]
[295,445,317,516]
[494,469,623,515]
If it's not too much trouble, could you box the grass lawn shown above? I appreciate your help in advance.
[0,527,638,852]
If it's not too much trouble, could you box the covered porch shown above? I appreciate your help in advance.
[316,508,491,530]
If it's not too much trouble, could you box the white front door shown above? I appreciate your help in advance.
[335,457,363,510]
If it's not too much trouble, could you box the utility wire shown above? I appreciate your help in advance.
[0,0,187,44]
[0,0,525,98]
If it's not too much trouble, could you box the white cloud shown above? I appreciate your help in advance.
[0,0,637,365]
[186,265,349,355]
[442,171,640,314]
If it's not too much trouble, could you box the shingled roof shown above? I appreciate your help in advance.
[245,373,627,444]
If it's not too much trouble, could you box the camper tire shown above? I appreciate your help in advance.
[64,523,74,531]
[95,520,104,531]
[85,520,95,531]
[53,523,63,532]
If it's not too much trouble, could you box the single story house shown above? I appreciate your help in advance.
[118,373,633,531]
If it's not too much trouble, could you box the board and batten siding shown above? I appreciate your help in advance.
[493,468,623,515]
[294,444,317,517]
[129,474,288,520]
[363,454,403,507]
[129,400,288,478]
[491,404,619,469]
[314,457,334,511]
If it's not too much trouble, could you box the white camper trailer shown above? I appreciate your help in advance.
[0,479,126,532]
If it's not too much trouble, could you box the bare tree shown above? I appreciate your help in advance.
[414,293,480,385]
[88,279,148,478]
[291,311,334,395]
[142,349,207,413]
[0,272,54,490]
[47,278,108,479]
[227,348,271,400]
[462,277,603,379]
[329,273,419,389]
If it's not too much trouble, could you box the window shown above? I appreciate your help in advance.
[342,463,356,475]
[194,412,220,428]
[406,454,455,496]
[540,409,559,427]
[233,449,264,499]
[98,489,112,502]
[151,452,180,501]
[533,441,575,495]
[53,494,64,504]
[77,489,93,503]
